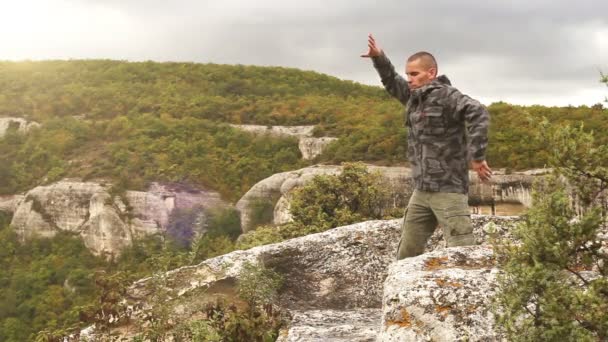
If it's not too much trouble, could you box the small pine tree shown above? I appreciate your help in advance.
[494,109,608,340]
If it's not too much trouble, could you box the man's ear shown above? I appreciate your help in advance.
[429,67,438,78]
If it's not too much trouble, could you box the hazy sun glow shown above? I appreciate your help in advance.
[0,0,137,60]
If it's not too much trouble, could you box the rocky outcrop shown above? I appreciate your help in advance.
[9,180,228,257]
[96,215,519,340]
[299,137,338,160]
[236,165,413,231]
[129,219,402,310]
[379,247,502,341]
[237,164,541,232]
[468,169,548,208]
[229,124,337,160]
[0,117,40,136]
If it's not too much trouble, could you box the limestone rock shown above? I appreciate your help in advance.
[274,195,293,225]
[115,215,518,340]
[9,180,229,257]
[129,219,402,309]
[0,117,40,137]
[378,246,504,341]
[276,309,381,342]
[229,124,337,160]
[236,165,342,231]
[299,137,339,159]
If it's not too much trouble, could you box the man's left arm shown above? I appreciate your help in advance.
[449,89,492,180]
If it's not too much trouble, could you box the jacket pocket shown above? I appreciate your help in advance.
[422,106,445,135]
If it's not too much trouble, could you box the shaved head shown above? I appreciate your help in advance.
[407,51,437,72]
[405,51,438,89]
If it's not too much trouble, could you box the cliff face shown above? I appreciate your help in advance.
[8,180,228,257]
[94,215,519,341]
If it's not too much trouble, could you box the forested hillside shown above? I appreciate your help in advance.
[0,60,606,340]
[1,60,606,200]
[0,60,395,200]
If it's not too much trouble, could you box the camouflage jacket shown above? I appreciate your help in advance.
[372,52,489,194]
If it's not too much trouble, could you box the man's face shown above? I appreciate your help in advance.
[406,58,437,89]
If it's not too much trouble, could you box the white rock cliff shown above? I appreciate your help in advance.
[229,124,338,160]
[8,180,228,257]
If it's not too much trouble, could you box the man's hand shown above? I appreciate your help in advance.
[361,34,382,58]
[471,160,492,182]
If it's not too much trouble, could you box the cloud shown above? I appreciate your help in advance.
[1,0,606,105]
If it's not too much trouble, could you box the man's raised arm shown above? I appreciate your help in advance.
[361,34,410,105]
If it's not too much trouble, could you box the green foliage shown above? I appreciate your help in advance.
[189,234,236,263]
[236,163,394,249]
[205,207,242,240]
[0,113,307,201]
[237,262,284,309]
[72,271,132,336]
[493,117,608,340]
[126,262,284,341]
[0,230,105,342]
[0,60,389,200]
[485,101,608,171]
[177,298,283,342]
[236,224,286,250]
[2,60,608,201]
[290,162,390,230]
[0,211,12,229]
[248,198,277,229]
[181,262,284,341]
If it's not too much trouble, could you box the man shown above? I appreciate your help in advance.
[361,34,492,259]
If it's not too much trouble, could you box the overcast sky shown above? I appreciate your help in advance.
[1,0,606,106]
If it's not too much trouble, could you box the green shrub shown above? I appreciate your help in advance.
[189,235,235,263]
[236,225,285,250]
[289,162,390,230]
[237,163,392,249]
[248,198,277,228]
[133,262,284,341]
[205,207,242,240]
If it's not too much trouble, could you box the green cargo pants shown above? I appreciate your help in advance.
[396,190,475,260]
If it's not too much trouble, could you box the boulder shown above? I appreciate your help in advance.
[378,246,504,341]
